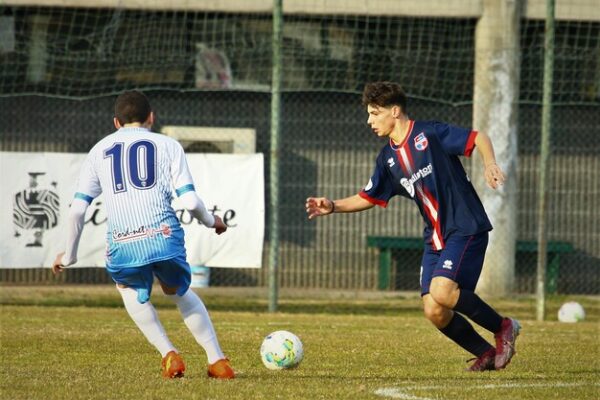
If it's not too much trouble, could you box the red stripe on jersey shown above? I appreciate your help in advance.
[401,140,414,171]
[359,190,388,208]
[414,186,443,250]
[422,186,440,210]
[464,130,478,157]
[396,148,410,176]
[398,141,444,250]
[422,186,445,249]
[396,123,416,175]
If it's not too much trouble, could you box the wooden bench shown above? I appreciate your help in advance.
[366,236,575,293]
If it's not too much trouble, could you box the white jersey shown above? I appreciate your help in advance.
[74,127,195,268]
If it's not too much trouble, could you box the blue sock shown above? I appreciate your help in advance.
[454,289,503,334]
[439,313,493,357]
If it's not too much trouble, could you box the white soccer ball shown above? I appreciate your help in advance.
[557,301,586,323]
[260,330,304,370]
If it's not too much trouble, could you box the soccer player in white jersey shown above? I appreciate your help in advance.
[52,91,235,379]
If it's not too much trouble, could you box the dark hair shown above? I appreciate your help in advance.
[362,81,408,113]
[114,91,152,125]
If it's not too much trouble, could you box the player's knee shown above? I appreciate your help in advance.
[429,279,457,308]
[429,290,452,308]
[423,303,446,326]
[429,286,451,307]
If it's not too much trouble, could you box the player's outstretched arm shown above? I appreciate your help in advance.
[474,132,505,189]
[306,194,374,219]
[52,198,89,275]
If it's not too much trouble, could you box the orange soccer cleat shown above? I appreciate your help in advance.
[207,358,235,379]
[161,351,186,378]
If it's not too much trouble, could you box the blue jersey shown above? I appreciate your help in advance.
[74,127,196,268]
[360,120,492,250]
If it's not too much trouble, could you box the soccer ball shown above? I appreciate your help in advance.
[260,330,304,370]
[557,301,586,323]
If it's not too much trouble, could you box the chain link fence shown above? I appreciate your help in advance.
[0,5,598,294]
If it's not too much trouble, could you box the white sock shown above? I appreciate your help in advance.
[168,289,225,364]
[117,285,176,357]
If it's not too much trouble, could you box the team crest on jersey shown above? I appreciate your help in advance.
[414,132,428,151]
[387,157,395,168]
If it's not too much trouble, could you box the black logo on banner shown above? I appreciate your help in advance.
[13,172,60,247]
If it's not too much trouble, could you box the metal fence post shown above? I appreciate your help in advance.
[536,0,555,321]
[268,0,283,312]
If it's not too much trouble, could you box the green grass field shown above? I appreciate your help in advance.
[1,286,598,400]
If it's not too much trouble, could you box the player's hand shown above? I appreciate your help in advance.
[484,163,505,189]
[213,215,227,235]
[306,197,334,219]
[52,252,66,275]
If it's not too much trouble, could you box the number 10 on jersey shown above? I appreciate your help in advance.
[104,140,157,193]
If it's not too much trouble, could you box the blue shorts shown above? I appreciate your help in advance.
[106,254,191,304]
[420,232,489,296]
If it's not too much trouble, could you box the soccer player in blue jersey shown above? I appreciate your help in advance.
[306,82,520,371]
[52,91,235,379]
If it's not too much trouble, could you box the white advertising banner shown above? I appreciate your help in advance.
[0,152,264,269]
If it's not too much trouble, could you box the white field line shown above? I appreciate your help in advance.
[374,387,435,400]
[375,381,600,399]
